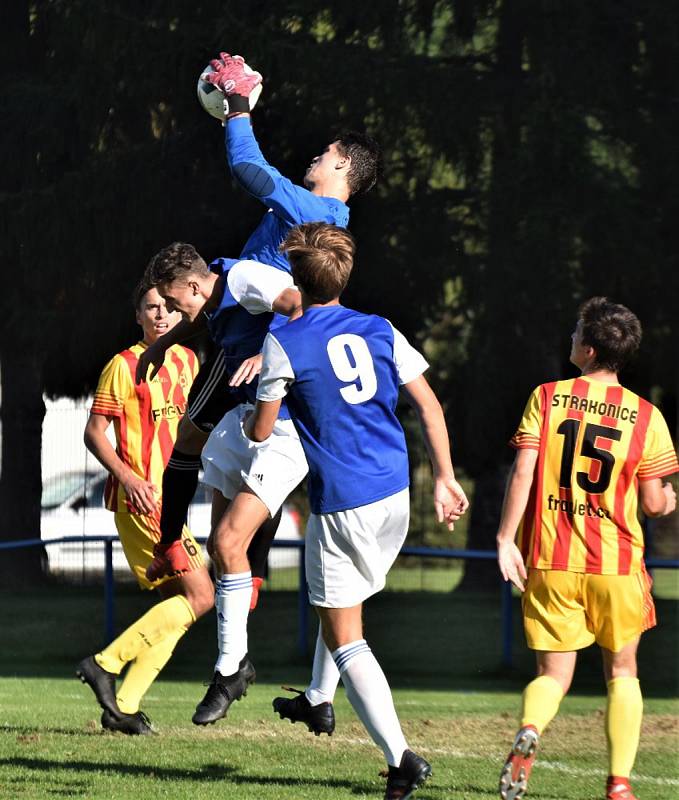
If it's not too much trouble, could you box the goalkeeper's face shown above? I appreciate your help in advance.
[157,278,205,323]
[303,142,344,190]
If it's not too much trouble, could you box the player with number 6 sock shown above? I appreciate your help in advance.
[246,222,469,799]
[143,243,312,726]
[496,297,678,800]
[76,282,214,734]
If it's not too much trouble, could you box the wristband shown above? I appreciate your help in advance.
[224,94,250,117]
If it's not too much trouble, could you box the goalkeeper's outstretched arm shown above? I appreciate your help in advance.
[225,117,328,224]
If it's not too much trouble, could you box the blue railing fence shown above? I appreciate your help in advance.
[1,536,677,669]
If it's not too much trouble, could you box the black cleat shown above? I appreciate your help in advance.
[76,656,118,715]
[272,686,335,736]
[192,655,256,726]
[101,708,155,735]
[384,750,432,800]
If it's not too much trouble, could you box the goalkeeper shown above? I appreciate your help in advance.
[138,53,381,607]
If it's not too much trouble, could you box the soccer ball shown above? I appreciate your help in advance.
[196,64,263,120]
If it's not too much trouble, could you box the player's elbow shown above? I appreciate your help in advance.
[232,161,275,199]
[640,495,666,518]
[513,461,535,482]
[83,423,96,452]
[511,450,539,481]
[639,479,668,517]
[247,421,272,443]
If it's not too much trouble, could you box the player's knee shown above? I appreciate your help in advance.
[184,580,215,619]
[605,661,637,682]
[537,666,572,695]
[212,527,248,567]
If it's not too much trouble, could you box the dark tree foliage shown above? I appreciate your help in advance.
[0,1,676,585]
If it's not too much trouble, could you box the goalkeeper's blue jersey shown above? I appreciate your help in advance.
[259,306,412,514]
[226,117,350,273]
[205,257,290,417]
[208,117,349,400]
[205,119,350,414]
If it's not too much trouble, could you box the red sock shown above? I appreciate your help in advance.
[250,577,264,611]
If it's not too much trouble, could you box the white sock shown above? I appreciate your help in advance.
[214,572,252,676]
[333,639,408,766]
[305,624,340,706]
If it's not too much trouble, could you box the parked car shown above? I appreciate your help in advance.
[41,470,302,575]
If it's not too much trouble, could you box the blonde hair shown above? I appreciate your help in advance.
[282,223,356,303]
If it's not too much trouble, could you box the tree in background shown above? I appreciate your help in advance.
[0,1,676,584]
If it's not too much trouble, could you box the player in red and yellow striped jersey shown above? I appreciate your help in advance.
[76,283,214,736]
[92,339,197,515]
[496,298,677,800]
[511,376,676,578]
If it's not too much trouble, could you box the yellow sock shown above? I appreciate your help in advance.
[606,677,642,779]
[520,675,564,733]
[116,627,186,714]
[95,595,195,675]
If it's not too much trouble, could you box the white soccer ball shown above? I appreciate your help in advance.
[196,64,263,120]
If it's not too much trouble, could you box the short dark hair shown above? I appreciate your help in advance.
[282,223,356,303]
[144,242,209,286]
[132,278,154,311]
[335,131,382,196]
[578,296,642,372]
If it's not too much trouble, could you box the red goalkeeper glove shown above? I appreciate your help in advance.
[146,540,190,582]
[202,53,262,116]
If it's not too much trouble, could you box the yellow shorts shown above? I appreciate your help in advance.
[522,568,656,653]
[114,512,205,591]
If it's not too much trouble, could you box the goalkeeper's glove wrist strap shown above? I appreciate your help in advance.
[224,93,250,117]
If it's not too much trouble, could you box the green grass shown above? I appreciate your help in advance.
[0,584,677,799]
[267,562,679,599]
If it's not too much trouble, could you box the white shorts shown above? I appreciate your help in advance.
[201,404,308,516]
[305,488,410,608]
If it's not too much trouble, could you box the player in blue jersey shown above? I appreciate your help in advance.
[143,242,312,727]
[137,56,380,589]
[245,222,469,800]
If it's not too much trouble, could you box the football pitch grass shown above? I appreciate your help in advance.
[0,582,677,799]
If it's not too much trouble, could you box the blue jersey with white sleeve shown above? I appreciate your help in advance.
[226,118,350,273]
[206,258,294,409]
[256,306,429,513]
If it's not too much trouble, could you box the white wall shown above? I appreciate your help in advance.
[42,396,114,480]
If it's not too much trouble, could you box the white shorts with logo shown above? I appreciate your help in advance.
[305,487,410,608]
[201,403,308,516]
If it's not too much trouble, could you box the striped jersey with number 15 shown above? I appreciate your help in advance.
[511,375,678,576]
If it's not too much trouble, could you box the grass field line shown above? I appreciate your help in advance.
[419,745,679,787]
[193,726,679,787]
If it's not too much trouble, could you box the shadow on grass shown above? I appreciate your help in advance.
[2,585,677,696]
[2,724,100,737]
[0,757,377,794]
